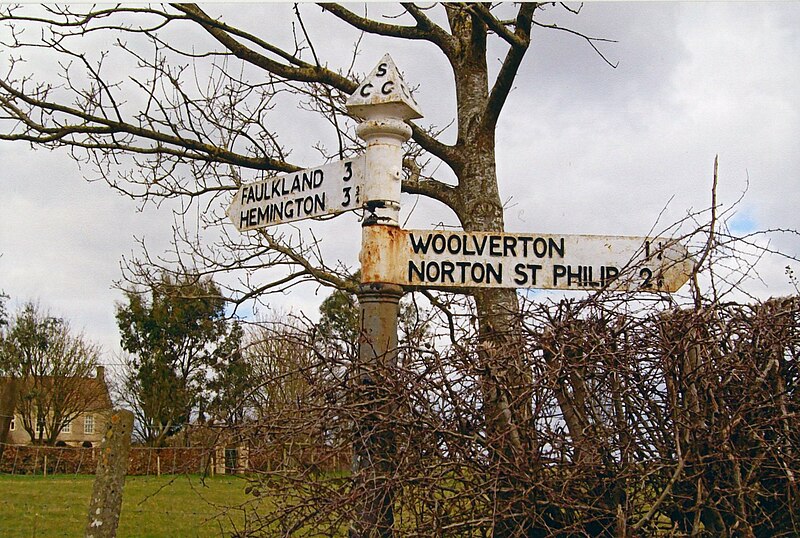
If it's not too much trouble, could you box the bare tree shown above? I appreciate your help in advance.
[1,302,104,445]
[0,290,14,455]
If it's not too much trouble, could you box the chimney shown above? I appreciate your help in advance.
[96,365,105,381]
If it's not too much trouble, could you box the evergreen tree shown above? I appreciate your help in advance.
[116,272,239,446]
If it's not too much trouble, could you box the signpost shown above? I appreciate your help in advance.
[226,53,695,536]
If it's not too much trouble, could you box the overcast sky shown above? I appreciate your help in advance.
[1,2,798,364]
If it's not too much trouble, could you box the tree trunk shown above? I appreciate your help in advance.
[443,7,538,534]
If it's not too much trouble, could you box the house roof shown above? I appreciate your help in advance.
[0,366,112,411]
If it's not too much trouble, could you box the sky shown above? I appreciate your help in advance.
[1,2,799,365]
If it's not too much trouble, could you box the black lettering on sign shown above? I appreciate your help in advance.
[408,260,424,282]
[533,238,548,258]
[552,264,617,288]
[448,234,461,254]
[489,235,502,256]
[408,261,502,285]
[552,238,565,258]
[426,261,440,282]
[360,83,373,98]
[241,172,323,205]
[645,240,664,260]
[242,185,258,204]
[603,266,619,285]
[239,193,327,229]
[456,262,470,283]
[409,233,432,254]
[471,236,487,255]
[342,161,352,182]
[583,267,596,287]
[440,261,455,283]
[553,265,566,286]
[639,267,664,289]
[407,232,568,259]
[462,237,475,256]
[532,237,565,258]
[376,63,388,77]
[513,263,542,285]
[431,234,446,254]
[567,265,582,286]
[381,81,394,95]
[471,263,485,282]
[482,262,502,284]
[639,267,653,288]
[503,236,517,257]
[291,175,303,194]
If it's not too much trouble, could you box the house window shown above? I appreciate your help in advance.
[84,415,95,435]
[62,420,72,434]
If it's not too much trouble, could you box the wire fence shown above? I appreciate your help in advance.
[0,442,350,476]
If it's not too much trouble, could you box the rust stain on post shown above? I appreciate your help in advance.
[360,224,405,284]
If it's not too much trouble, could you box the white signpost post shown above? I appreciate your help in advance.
[227,53,695,536]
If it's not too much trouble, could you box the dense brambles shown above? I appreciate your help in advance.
[215,295,799,536]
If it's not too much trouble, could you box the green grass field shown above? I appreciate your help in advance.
[0,474,266,537]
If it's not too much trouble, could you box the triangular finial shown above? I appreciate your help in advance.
[346,54,423,121]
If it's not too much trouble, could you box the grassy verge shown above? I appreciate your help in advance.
[0,474,263,537]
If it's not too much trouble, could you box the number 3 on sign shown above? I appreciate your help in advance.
[342,161,355,207]
[341,186,360,208]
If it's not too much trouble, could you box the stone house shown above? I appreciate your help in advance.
[2,366,112,447]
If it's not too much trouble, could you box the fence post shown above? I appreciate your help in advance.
[85,409,133,538]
